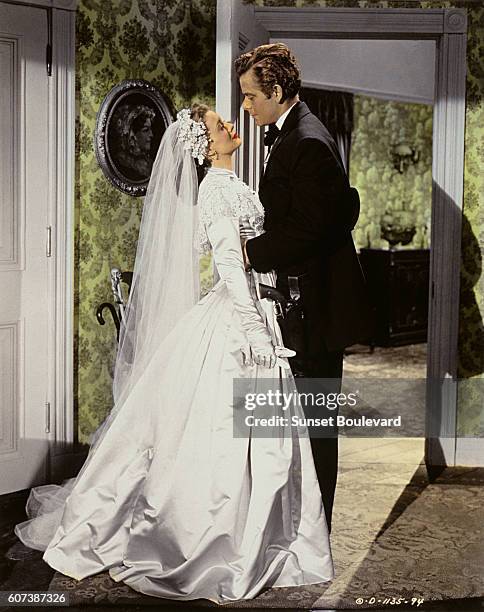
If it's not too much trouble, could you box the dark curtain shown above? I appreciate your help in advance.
[299,87,354,175]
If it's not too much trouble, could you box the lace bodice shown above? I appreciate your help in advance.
[197,168,264,254]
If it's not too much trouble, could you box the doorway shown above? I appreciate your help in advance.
[0,2,50,494]
[284,37,436,469]
[216,2,467,471]
[0,0,76,494]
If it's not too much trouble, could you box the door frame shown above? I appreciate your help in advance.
[2,0,77,480]
[50,1,77,479]
[218,4,468,468]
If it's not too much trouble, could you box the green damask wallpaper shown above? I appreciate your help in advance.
[74,0,215,443]
[349,97,433,251]
[76,0,483,441]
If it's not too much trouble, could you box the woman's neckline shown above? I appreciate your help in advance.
[207,167,236,177]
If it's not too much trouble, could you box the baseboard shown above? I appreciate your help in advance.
[0,489,29,531]
[455,438,484,467]
[49,445,89,483]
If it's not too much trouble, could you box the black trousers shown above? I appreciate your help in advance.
[288,342,343,534]
[275,272,343,532]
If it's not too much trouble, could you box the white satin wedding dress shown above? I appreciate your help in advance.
[15,166,334,603]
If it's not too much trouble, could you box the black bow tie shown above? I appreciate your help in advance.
[264,124,280,148]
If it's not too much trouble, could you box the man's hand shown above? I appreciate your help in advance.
[242,240,251,271]
[239,219,255,270]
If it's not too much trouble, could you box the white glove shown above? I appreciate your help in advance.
[241,343,277,369]
[206,216,276,368]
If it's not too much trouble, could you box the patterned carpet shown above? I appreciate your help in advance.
[5,345,484,610]
[46,465,484,609]
[315,467,484,609]
[341,344,428,437]
[343,343,428,379]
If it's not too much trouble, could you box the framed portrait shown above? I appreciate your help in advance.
[95,79,174,197]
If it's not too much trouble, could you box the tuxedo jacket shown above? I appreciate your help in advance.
[246,101,372,353]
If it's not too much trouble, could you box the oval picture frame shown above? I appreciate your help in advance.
[95,79,174,197]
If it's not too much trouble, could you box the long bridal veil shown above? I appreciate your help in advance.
[15,119,201,551]
[112,121,200,409]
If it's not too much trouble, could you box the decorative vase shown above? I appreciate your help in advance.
[380,210,416,249]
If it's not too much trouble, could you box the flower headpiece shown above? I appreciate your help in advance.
[177,108,209,165]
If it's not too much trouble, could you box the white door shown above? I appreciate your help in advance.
[0,2,50,494]
[216,0,269,189]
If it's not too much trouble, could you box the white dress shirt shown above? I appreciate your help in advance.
[275,101,298,131]
[264,101,299,169]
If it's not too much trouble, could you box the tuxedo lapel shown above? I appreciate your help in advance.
[265,101,312,163]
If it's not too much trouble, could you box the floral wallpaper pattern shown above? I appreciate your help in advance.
[75,0,215,443]
[349,96,433,251]
[76,0,483,441]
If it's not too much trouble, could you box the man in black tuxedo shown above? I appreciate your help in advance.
[235,43,372,532]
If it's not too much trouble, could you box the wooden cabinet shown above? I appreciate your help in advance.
[359,248,430,346]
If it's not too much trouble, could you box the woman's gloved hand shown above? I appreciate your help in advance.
[241,331,277,368]
[206,216,277,369]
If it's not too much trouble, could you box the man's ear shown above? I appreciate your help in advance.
[273,84,283,103]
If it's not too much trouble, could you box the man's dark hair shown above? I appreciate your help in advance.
[234,43,301,103]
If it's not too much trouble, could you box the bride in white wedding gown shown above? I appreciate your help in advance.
[15,105,333,603]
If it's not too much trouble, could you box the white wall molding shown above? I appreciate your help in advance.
[444,8,467,34]
[2,0,77,11]
[255,7,449,37]
[46,6,76,478]
[455,439,484,467]
[0,323,19,455]
[425,29,467,467]
[0,36,21,269]
[301,80,433,106]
